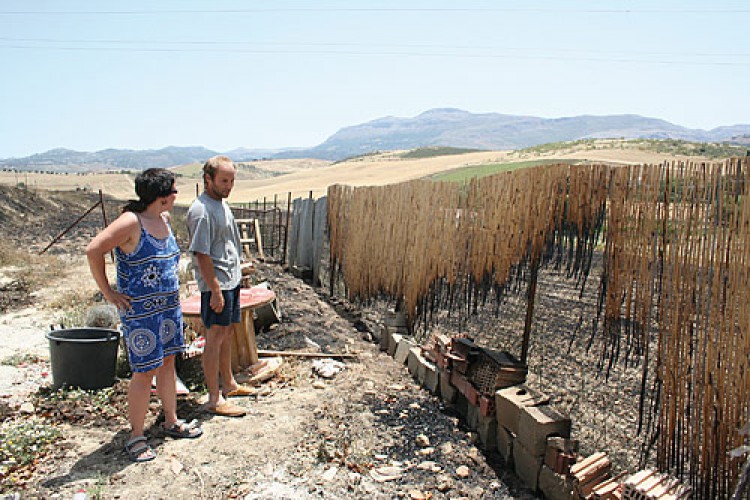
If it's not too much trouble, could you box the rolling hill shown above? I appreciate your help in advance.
[3,109,749,171]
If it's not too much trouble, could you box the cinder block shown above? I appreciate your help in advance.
[466,400,479,430]
[454,391,469,419]
[513,440,544,492]
[387,331,403,357]
[539,464,575,500]
[422,360,439,393]
[384,311,408,328]
[394,337,416,364]
[379,325,389,351]
[477,413,497,451]
[407,347,422,378]
[496,425,515,466]
[495,385,549,435]
[517,404,571,456]
[438,368,457,403]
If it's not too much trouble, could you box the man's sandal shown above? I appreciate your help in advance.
[124,436,156,463]
[163,419,203,439]
[207,401,247,417]
[224,385,256,397]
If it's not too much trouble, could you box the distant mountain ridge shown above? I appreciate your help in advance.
[279,108,750,160]
[3,109,750,171]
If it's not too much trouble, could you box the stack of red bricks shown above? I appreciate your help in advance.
[569,452,615,498]
[621,469,692,499]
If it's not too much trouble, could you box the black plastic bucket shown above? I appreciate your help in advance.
[45,328,120,390]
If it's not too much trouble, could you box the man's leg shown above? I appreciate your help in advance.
[218,323,239,393]
[202,324,231,408]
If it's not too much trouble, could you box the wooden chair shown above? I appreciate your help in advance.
[235,218,265,261]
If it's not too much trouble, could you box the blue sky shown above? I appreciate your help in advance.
[1,1,748,158]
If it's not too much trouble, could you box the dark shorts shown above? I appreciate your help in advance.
[200,286,241,329]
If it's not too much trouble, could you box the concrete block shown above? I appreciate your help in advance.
[386,331,403,357]
[513,440,544,492]
[495,384,549,435]
[438,368,457,403]
[384,311,408,328]
[394,337,416,364]
[477,413,497,451]
[539,465,575,500]
[379,325,389,351]
[423,361,439,393]
[407,347,422,378]
[517,404,571,457]
[496,425,515,466]
[466,400,479,430]
[454,391,469,419]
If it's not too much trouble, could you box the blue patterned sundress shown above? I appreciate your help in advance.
[115,217,184,373]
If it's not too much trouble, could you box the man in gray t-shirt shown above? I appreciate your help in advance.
[186,155,253,417]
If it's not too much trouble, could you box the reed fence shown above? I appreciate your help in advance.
[327,159,749,498]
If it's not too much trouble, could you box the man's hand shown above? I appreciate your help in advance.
[210,290,225,313]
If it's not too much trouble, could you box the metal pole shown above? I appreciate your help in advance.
[272,194,278,260]
[39,199,102,255]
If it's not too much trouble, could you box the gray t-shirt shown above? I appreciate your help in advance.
[186,192,242,292]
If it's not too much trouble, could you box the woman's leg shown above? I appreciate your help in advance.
[155,355,178,428]
[129,369,154,436]
[127,369,157,460]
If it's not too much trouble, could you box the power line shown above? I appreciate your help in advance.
[0,8,749,15]
[1,42,746,66]
[0,36,746,58]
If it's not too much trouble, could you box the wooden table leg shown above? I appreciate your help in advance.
[243,308,259,365]
[232,308,258,372]
[230,322,242,373]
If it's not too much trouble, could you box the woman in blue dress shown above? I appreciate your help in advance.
[87,168,202,463]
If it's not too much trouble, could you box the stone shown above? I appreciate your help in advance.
[495,384,549,435]
[416,434,431,447]
[436,474,455,491]
[517,404,571,456]
[456,465,471,478]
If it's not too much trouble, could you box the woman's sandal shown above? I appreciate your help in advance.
[162,419,203,439]
[124,436,156,463]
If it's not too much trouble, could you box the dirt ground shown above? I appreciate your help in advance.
[1,254,540,499]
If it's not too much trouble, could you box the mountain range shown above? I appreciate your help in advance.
[3,108,749,171]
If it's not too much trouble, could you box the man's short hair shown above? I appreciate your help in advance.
[203,155,234,182]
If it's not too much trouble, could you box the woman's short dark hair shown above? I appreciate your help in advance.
[122,168,175,213]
